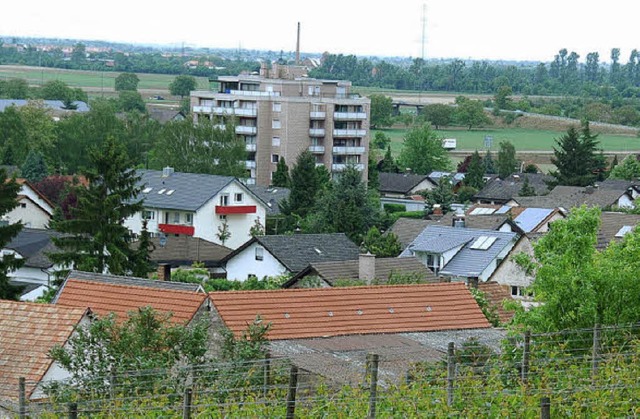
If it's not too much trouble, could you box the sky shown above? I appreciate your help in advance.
[3,0,639,63]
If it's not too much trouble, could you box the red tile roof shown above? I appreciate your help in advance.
[209,283,490,341]
[0,300,88,400]
[477,281,516,325]
[55,279,207,324]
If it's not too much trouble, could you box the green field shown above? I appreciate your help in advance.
[375,127,640,153]
[0,65,210,92]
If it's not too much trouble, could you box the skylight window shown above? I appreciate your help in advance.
[615,225,634,238]
[314,247,322,254]
[470,207,496,215]
[157,189,166,195]
[470,236,497,250]
[142,187,153,194]
[165,189,175,196]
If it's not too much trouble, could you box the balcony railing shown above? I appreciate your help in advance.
[236,126,257,135]
[309,128,325,137]
[333,129,367,137]
[332,163,365,171]
[310,111,326,119]
[245,160,256,169]
[158,224,194,236]
[332,146,366,154]
[245,143,257,152]
[308,145,325,154]
[215,205,257,215]
[333,112,367,120]
[193,105,213,113]
[225,89,281,97]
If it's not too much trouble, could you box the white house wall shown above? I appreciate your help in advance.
[225,241,288,281]
[8,266,52,287]
[617,195,635,209]
[19,185,54,216]
[409,179,436,194]
[490,237,535,289]
[5,200,51,228]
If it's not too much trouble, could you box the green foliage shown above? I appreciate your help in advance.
[271,157,290,187]
[519,175,537,196]
[216,220,231,245]
[550,121,604,187]
[50,136,144,275]
[484,150,496,174]
[609,154,640,180]
[454,96,492,130]
[469,287,501,327]
[497,140,517,179]
[220,315,271,363]
[0,102,56,167]
[398,124,451,175]
[150,118,247,177]
[464,150,485,189]
[493,84,513,111]
[422,103,454,129]
[48,306,209,397]
[0,78,29,99]
[379,145,399,173]
[169,75,197,98]
[422,176,454,214]
[249,216,265,237]
[40,80,86,103]
[367,153,379,190]
[456,186,478,203]
[114,72,140,91]
[279,151,323,222]
[372,131,390,149]
[383,203,406,213]
[118,90,146,113]
[361,227,402,257]
[20,149,47,182]
[0,170,24,300]
[523,163,538,173]
[369,94,393,128]
[130,220,156,278]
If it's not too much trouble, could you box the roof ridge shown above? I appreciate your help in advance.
[66,278,205,296]
[209,282,465,296]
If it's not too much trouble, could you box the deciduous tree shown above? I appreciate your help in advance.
[114,72,140,91]
[169,75,197,98]
[609,155,640,180]
[361,227,402,257]
[464,150,485,189]
[422,104,454,129]
[454,96,491,130]
[369,94,393,129]
[398,124,451,175]
[497,140,517,179]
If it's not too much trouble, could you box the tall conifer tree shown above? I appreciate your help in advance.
[0,170,23,300]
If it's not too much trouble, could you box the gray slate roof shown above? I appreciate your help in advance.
[137,169,244,211]
[0,99,89,112]
[596,212,640,250]
[378,173,432,194]
[474,174,552,203]
[227,233,360,273]
[4,228,65,268]
[400,225,518,278]
[247,185,290,215]
[513,186,629,210]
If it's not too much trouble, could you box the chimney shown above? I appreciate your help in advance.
[157,263,171,281]
[162,166,174,177]
[512,174,520,182]
[585,185,595,194]
[432,204,443,216]
[295,22,301,65]
[452,214,466,228]
[358,252,376,285]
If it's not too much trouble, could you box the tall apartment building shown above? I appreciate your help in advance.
[190,63,370,186]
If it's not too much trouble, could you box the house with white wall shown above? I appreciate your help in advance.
[125,168,267,249]
[222,233,360,281]
[2,180,54,229]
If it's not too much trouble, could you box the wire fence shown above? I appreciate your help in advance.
[4,323,640,417]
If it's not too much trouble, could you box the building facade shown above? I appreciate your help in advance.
[190,63,370,186]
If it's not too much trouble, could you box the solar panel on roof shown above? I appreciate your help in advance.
[470,236,497,250]
[495,205,511,214]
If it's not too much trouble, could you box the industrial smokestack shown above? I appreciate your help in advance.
[296,22,301,65]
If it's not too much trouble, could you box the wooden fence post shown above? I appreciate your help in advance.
[367,353,379,419]
[67,402,78,419]
[540,396,551,419]
[18,377,26,419]
[522,330,531,383]
[182,387,192,419]
[592,323,601,379]
[263,351,271,397]
[447,342,456,407]
[285,365,298,419]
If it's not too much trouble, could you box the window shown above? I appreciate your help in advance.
[272,102,281,112]
[220,194,229,206]
[185,213,193,225]
[272,154,280,163]
[172,212,180,224]
[255,247,264,261]
[142,210,155,220]
[470,236,497,250]
[511,286,523,297]
[19,203,26,208]
[272,119,281,129]
[272,136,281,147]
[234,193,243,203]
[218,215,227,221]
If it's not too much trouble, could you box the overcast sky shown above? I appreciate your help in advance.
[3,0,638,63]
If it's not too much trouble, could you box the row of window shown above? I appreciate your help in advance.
[219,193,244,206]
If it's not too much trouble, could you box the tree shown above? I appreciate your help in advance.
[1,78,29,98]
[493,84,513,111]
[279,151,323,221]
[0,170,23,300]
[456,186,478,203]
[454,96,491,130]
[304,165,380,243]
[497,140,517,179]
[118,90,146,113]
[249,217,265,237]
[379,145,399,173]
[484,150,496,174]
[398,124,451,175]
[372,131,390,149]
[369,94,393,128]
[422,104,454,129]
[217,220,231,246]
[367,153,380,190]
[114,72,140,91]
[40,80,76,102]
[272,156,290,187]
[519,175,536,196]
[361,227,402,257]
[169,75,197,98]
[423,176,454,214]
[550,121,603,187]
[609,155,640,180]
[49,307,208,396]
[464,150,485,189]
[21,149,47,183]
[0,102,56,167]
[150,118,247,177]
[130,220,155,278]
[50,136,143,275]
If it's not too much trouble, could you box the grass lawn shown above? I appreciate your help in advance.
[0,65,210,91]
[374,127,640,154]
